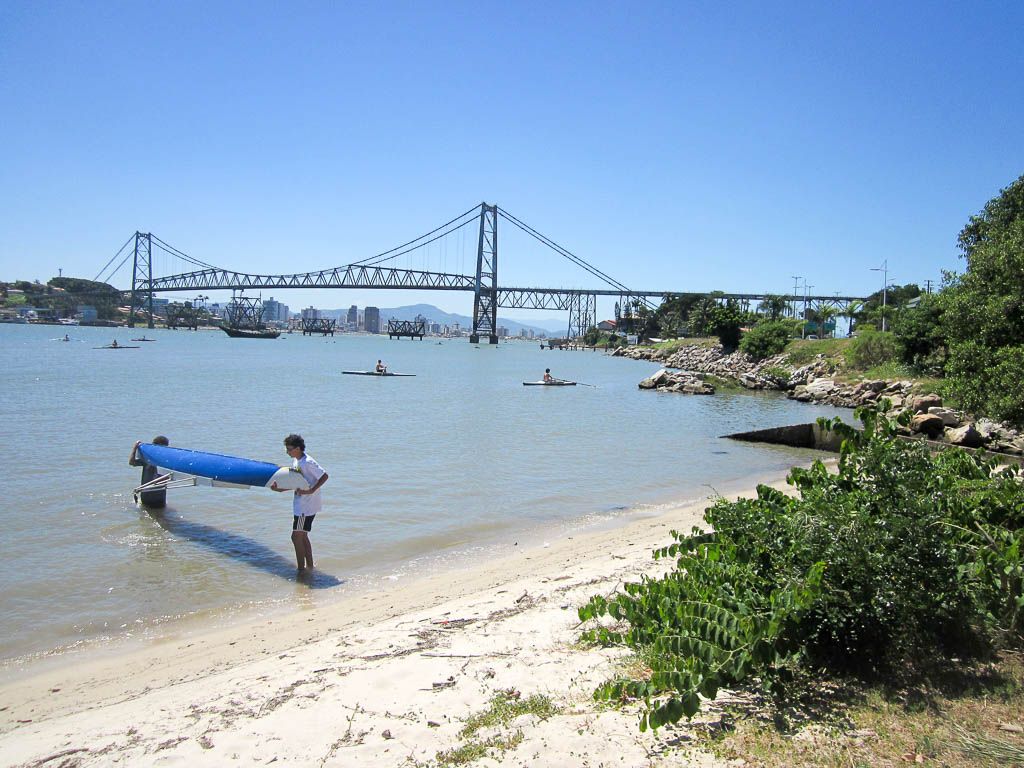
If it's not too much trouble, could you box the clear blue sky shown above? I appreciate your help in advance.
[2,1,1022,324]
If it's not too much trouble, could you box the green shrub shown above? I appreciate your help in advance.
[578,407,1024,731]
[739,321,792,361]
[947,343,1024,425]
[845,329,899,370]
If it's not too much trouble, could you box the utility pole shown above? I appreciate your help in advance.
[791,275,802,319]
[924,279,934,294]
[801,280,814,339]
[870,260,889,331]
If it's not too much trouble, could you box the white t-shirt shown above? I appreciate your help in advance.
[293,453,326,517]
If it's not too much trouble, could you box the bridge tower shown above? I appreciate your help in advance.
[566,293,596,340]
[128,232,154,329]
[470,203,499,344]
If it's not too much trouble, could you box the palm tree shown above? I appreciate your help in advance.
[839,300,863,337]
[758,294,790,321]
[817,305,839,338]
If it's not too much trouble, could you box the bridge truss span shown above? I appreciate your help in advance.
[147,265,476,293]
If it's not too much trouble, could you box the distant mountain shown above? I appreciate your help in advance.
[319,303,564,336]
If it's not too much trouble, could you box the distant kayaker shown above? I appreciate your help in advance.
[375,359,387,374]
[543,368,554,383]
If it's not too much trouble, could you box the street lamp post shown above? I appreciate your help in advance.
[791,275,802,319]
[870,260,889,332]
[801,280,814,339]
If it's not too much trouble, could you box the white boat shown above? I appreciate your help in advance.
[523,380,577,386]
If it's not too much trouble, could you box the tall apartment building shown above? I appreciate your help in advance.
[347,305,358,325]
[301,306,320,321]
[262,297,290,323]
[364,306,380,333]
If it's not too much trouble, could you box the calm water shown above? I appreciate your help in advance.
[0,323,846,666]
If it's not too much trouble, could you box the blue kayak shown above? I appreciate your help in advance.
[137,443,309,490]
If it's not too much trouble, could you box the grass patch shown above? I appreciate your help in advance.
[434,732,524,766]
[430,690,562,767]
[1,292,27,306]
[704,374,746,392]
[460,690,561,738]
[783,338,850,367]
[652,337,719,354]
[708,653,1024,768]
[858,361,914,381]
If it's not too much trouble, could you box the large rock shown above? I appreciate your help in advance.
[910,413,945,438]
[927,407,961,427]
[638,368,715,395]
[638,369,671,389]
[945,423,985,448]
[909,393,943,413]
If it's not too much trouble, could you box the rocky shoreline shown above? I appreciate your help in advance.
[614,343,1024,455]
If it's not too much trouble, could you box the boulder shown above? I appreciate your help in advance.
[638,369,670,389]
[909,393,943,413]
[927,407,960,427]
[945,423,986,448]
[805,378,837,399]
[910,413,945,438]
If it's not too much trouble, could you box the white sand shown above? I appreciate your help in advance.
[0,476,799,767]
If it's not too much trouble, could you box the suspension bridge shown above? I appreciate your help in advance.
[95,203,865,340]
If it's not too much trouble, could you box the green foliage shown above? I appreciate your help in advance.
[890,295,946,372]
[579,406,1024,731]
[709,300,744,350]
[757,294,791,322]
[942,174,1024,425]
[844,329,900,371]
[685,296,720,338]
[739,321,792,361]
[947,342,1024,425]
[861,283,922,315]
[583,327,629,348]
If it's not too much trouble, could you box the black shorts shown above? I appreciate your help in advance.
[292,514,315,532]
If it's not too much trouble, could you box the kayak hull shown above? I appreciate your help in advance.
[342,371,416,377]
[137,443,310,490]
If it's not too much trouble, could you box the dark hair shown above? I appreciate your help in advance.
[284,433,305,451]
[153,435,169,446]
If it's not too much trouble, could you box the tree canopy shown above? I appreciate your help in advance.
[942,173,1024,423]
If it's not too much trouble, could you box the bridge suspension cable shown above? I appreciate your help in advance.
[151,234,219,270]
[93,233,137,283]
[346,204,481,269]
[496,206,657,310]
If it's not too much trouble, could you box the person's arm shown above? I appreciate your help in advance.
[297,472,328,496]
[129,440,143,467]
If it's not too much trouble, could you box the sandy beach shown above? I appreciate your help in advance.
[0,475,801,768]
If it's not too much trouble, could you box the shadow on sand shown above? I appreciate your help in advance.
[148,508,343,588]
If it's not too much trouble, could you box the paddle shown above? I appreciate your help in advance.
[557,378,597,388]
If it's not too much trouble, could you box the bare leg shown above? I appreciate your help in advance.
[302,534,314,569]
[291,531,306,569]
